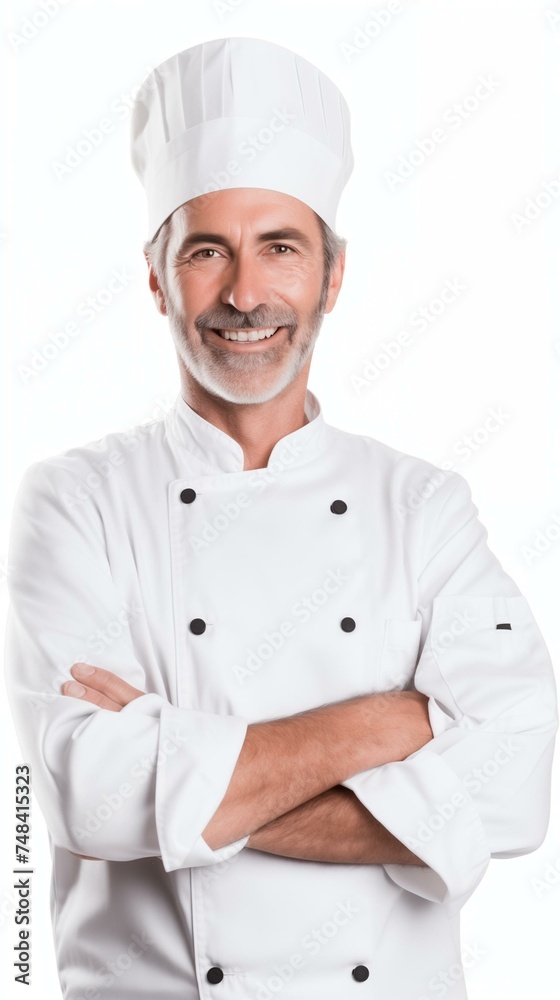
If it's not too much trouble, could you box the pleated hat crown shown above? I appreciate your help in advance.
[130,36,354,241]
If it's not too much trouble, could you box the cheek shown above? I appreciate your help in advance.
[273,267,322,306]
[170,270,216,314]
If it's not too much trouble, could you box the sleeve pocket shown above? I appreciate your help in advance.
[419,594,553,730]
[378,618,422,691]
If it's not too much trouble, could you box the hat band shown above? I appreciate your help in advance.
[144,115,348,237]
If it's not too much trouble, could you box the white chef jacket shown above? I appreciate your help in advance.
[4,387,558,1000]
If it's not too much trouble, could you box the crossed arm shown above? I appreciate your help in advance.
[62,663,432,866]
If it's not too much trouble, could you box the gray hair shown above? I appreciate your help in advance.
[143,207,346,299]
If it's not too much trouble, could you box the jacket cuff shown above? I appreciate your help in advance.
[426,695,457,739]
[341,743,489,909]
[184,832,251,866]
[120,692,168,717]
[154,701,249,871]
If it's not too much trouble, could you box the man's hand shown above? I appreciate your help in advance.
[61,663,146,712]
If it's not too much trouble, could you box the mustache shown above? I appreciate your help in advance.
[195,306,297,330]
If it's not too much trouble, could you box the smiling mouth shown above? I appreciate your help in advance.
[211,327,282,342]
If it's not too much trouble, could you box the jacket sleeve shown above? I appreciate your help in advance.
[341,470,558,911]
[4,460,250,871]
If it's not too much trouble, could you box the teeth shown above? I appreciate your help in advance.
[217,327,279,342]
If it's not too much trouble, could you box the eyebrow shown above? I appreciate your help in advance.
[174,227,315,257]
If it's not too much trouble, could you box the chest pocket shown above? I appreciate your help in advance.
[377,618,423,691]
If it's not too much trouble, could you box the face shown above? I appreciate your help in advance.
[146,188,345,405]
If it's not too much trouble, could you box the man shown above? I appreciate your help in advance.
[4,36,558,1000]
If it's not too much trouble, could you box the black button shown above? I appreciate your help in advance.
[189,618,206,635]
[341,617,356,632]
[180,488,196,504]
[352,965,370,982]
[496,623,512,629]
[206,966,224,984]
[330,499,347,515]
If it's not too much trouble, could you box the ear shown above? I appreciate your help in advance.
[323,249,346,314]
[144,253,168,316]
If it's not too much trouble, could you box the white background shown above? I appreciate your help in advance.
[1,0,559,997]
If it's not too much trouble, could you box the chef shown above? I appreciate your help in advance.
[4,35,558,1000]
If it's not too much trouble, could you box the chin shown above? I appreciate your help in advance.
[206,368,299,406]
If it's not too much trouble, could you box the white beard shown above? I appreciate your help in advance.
[166,291,327,405]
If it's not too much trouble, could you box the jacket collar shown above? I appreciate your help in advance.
[165,387,327,474]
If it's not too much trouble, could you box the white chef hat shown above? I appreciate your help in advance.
[130,36,354,241]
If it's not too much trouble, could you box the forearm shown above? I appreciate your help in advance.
[203,690,433,851]
[71,786,425,866]
[246,784,426,865]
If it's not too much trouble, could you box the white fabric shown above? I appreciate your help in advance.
[130,37,354,239]
[4,389,557,999]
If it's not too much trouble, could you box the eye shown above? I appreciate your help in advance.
[191,248,222,259]
[269,244,294,254]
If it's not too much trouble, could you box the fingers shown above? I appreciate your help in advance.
[61,664,146,712]
[61,679,123,712]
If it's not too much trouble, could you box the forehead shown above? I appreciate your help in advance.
[170,188,322,242]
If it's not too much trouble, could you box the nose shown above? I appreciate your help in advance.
[220,250,271,314]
